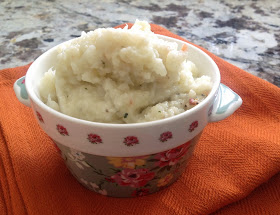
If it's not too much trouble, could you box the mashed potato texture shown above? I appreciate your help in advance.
[39,20,212,123]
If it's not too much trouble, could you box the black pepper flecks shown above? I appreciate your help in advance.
[101,60,105,67]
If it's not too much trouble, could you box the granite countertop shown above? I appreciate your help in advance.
[1,0,279,87]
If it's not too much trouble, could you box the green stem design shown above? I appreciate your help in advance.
[98,180,105,189]
[109,168,121,173]
[85,161,110,177]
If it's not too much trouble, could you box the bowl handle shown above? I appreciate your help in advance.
[13,76,31,107]
[209,84,242,122]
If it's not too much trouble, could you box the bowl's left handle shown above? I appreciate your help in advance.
[13,76,31,107]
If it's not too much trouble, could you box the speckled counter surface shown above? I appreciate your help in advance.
[1,0,279,87]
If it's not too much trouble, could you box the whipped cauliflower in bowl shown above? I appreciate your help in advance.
[14,21,242,197]
[39,20,212,124]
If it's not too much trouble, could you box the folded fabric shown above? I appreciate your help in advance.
[0,24,279,215]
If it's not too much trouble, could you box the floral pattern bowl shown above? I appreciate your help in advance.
[54,136,199,197]
[14,35,242,197]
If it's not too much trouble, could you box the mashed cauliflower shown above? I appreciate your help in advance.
[39,20,212,124]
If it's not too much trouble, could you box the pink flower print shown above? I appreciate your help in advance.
[155,141,191,167]
[105,178,115,183]
[110,168,155,188]
[159,131,173,142]
[36,111,44,123]
[56,124,69,136]
[188,121,198,132]
[21,78,25,84]
[87,133,102,144]
[123,136,139,146]
[132,188,150,197]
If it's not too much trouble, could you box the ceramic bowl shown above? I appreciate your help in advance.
[14,35,242,197]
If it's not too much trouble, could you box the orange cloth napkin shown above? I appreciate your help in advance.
[0,24,280,215]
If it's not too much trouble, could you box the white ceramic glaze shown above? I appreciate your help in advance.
[14,35,242,157]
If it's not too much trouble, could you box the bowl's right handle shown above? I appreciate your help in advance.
[13,76,31,107]
[209,84,242,122]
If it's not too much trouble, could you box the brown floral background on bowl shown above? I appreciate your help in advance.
[53,133,201,198]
